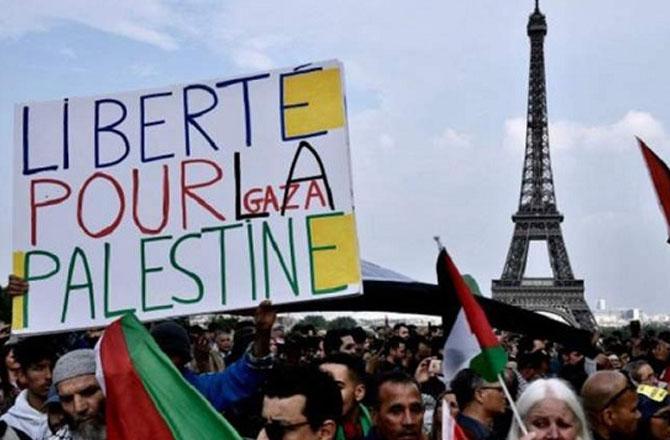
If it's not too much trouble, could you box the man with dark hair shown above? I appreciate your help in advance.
[450,368,506,440]
[392,324,409,340]
[648,337,670,377]
[413,337,432,363]
[320,354,371,440]
[559,346,588,392]
[515,350,550,393]
[324,329,357,356]
[406,336,433,377]
[365,371,423,440]
[0,336,55,439]
[257,365,342,440]
[150,300,275,412]
[379,337,406,373]
[351,327,368,358]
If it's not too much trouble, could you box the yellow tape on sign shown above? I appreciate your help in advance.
[11,251,25,331]
[638,384,668,402]
[283,68,345,138]
[308,213,361,293]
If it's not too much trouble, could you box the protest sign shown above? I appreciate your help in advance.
[12,60,362,334]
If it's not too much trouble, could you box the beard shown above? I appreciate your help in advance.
[71,417,107,440]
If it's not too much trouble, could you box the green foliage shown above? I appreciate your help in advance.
[327,316,357,330]
[209,315,240,331]
[296,315,328,330]
[599,322,670,340]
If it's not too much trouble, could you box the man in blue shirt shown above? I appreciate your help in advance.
[150,300,275,412]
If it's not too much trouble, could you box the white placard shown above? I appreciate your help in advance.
[12,60,362,334]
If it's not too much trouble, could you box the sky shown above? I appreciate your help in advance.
[1,0,669,314]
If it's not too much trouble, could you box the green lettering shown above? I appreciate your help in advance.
[202,223,243,305]
[246,220,257,301]
[61,247,95,323]
[262,218,298,298]
[140,235,173,312]
[170,232,204,304]
[24,250,61,328]
[103,242,136,318]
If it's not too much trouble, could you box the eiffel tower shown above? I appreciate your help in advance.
[491,1,596,330]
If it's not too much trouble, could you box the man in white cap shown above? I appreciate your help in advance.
[52,349,105,440]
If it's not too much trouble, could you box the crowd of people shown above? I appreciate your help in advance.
[0,275,669,439]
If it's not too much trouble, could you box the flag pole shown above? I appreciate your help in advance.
[497,372,528,436]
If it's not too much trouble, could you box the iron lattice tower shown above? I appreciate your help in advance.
[491,2,596,330]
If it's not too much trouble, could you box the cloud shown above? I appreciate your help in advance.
[231,48,275,71]
[432,127,472,150]
[379,133,395,149]
[502,117,526,152]
[130,62,159,78]
[1,0,184,50]
[228,35,297,71]
[503,111,667,153]
[58,47,77,59]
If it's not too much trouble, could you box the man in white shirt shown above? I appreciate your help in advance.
[0,337,54,439]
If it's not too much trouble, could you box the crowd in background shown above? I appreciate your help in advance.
[0,275,669,439]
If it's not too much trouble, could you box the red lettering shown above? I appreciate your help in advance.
[132,165,169,234]
[262,185,280,213]
[180,159,226,229]
[77,172,125,239]
[30,178,72,246]
[243,187,263,213]
[304,180,327,210]
[279,183,300,211]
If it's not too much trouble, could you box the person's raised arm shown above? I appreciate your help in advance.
[252,300,276,358]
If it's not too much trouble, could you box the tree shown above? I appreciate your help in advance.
[327,316,357,330]
[209,315,240,332]
[296,315,328,330]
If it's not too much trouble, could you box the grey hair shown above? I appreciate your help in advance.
[622,359,650,385]
[450,368,487,409]
[507,378,593,440]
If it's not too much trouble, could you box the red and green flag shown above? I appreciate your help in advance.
[437,249,507,382]
[95,314,242,440]
[442,402,468,440]
[638,137,670,244]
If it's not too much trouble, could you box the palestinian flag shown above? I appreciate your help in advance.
[638,137,670,244]
[95,314,242,440]
[437,249,507,382]
[442,401,468,440]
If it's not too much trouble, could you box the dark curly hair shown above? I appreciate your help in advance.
[263,365,342,431]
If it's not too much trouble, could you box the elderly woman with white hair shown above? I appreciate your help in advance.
[508,378,593,440]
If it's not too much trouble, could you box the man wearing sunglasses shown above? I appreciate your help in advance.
[450,368,507,440]
[257,365,342,440]
[581,370,641,440]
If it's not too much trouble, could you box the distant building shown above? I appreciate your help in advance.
[592,304,670,328]
[624,309,641,321]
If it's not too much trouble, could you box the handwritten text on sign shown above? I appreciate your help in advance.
[12,60,362,334]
